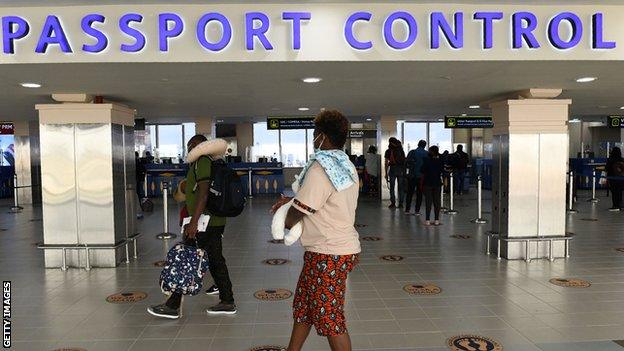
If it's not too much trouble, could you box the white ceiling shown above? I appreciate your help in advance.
[0,61,623,123]
[1,0,623,5]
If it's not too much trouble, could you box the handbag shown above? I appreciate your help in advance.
[159,240,209,296]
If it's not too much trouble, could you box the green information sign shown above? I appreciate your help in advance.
[608,116,624,128]
[444,116,493,129]
[267,117,314,130]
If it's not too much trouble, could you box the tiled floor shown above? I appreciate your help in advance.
[1,189,624,351]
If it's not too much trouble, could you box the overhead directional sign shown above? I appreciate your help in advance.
[349,129,377,138]
[608,116,624,128]
[445,116,493,129]
[267,117,314,130]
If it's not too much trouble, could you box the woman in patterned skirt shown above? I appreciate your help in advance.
[271,110,361,351]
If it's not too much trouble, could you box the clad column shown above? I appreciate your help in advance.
[490,89,571,260]
[12,121,34,205]
[378,116,399,201]
[36,102,137,268]
[195,117,215,139]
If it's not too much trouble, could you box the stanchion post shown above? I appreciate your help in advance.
[567,171,578,214]
[447,172,458,214]
[10,174,23,213]
[472,175,487,224]
[156,182,177,240]
[588,169,599,203]
[440,175,448,212]
[248,168,253,198]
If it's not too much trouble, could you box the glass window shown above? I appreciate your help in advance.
[183,123,196,156]
[148,125,157,154]
[429,122,453,154]
[403,122,427,152]
[158,124,183,159]
[307,129,315,160]
[280,129,307,167]
[252,122,280,162]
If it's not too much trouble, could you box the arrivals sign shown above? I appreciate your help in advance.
[349,129,377,138]
[267,117,314,130]
[1,5,624,64]
[607,116,624,128]
[445,116,493,129]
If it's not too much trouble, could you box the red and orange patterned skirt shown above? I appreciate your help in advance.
[293,251,359,336]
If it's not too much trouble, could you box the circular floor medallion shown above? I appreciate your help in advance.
[581,218,598,222]
[254,288,293,301]
[549,278,591,288]
[361,236,383,242]
[268,239,284,244]
[263,258,290,265]
[380,255,404,262]
[106,291,148,304]
[403,284,442,295]
[447,334,503,351]
[616,248,624,253]
[250,346,285,351]
[450,234,471,239]
[153,260,166,267]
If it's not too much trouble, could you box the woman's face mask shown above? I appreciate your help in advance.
[313,133,326,153]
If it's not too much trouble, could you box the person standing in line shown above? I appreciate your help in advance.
[135,151,146,199]
[365,145,381,195]
[451,145,470,195]
[404,140,428,215]
[148,134,236,319]
[384,137,406,208]
[606,147,624,211]
[421,145,444,226]
[271,110,361,351]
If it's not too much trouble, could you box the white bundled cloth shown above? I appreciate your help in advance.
[271,176,303,246]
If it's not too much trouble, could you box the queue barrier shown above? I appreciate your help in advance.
[36,232,141,271]
[485,232,574,263]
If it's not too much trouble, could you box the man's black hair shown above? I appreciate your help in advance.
[418,140,427,148]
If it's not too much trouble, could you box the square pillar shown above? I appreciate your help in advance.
[195,117,215,139]
[36,103,137,268]
[12,121,34,205]
[490,98,571,260]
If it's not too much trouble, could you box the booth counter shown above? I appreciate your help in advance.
[0,166,14,198]
[145,162,285,197]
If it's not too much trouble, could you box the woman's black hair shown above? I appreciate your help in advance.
[611,147,622,159]
[314,110,349,149]
[429,145,439,157]
[368,145,377,154]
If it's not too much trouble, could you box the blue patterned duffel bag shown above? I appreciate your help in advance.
[159,242,209,296]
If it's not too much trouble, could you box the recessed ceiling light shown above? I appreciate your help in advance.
[576,77,597,83]
[619,106,624,110]
[298,107,310,111]
[366,118,372,122]
[469,105,480,109]
[20,82,41,88]
[461,113,467,117]
[302,77,322,84]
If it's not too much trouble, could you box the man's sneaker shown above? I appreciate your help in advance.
[205,285,219,295]
[147,303,180,319]
[207,302,237,315]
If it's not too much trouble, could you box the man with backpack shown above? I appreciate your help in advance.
[385,137,406,208]
[148,135,238,319]
[451,145,470,195]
